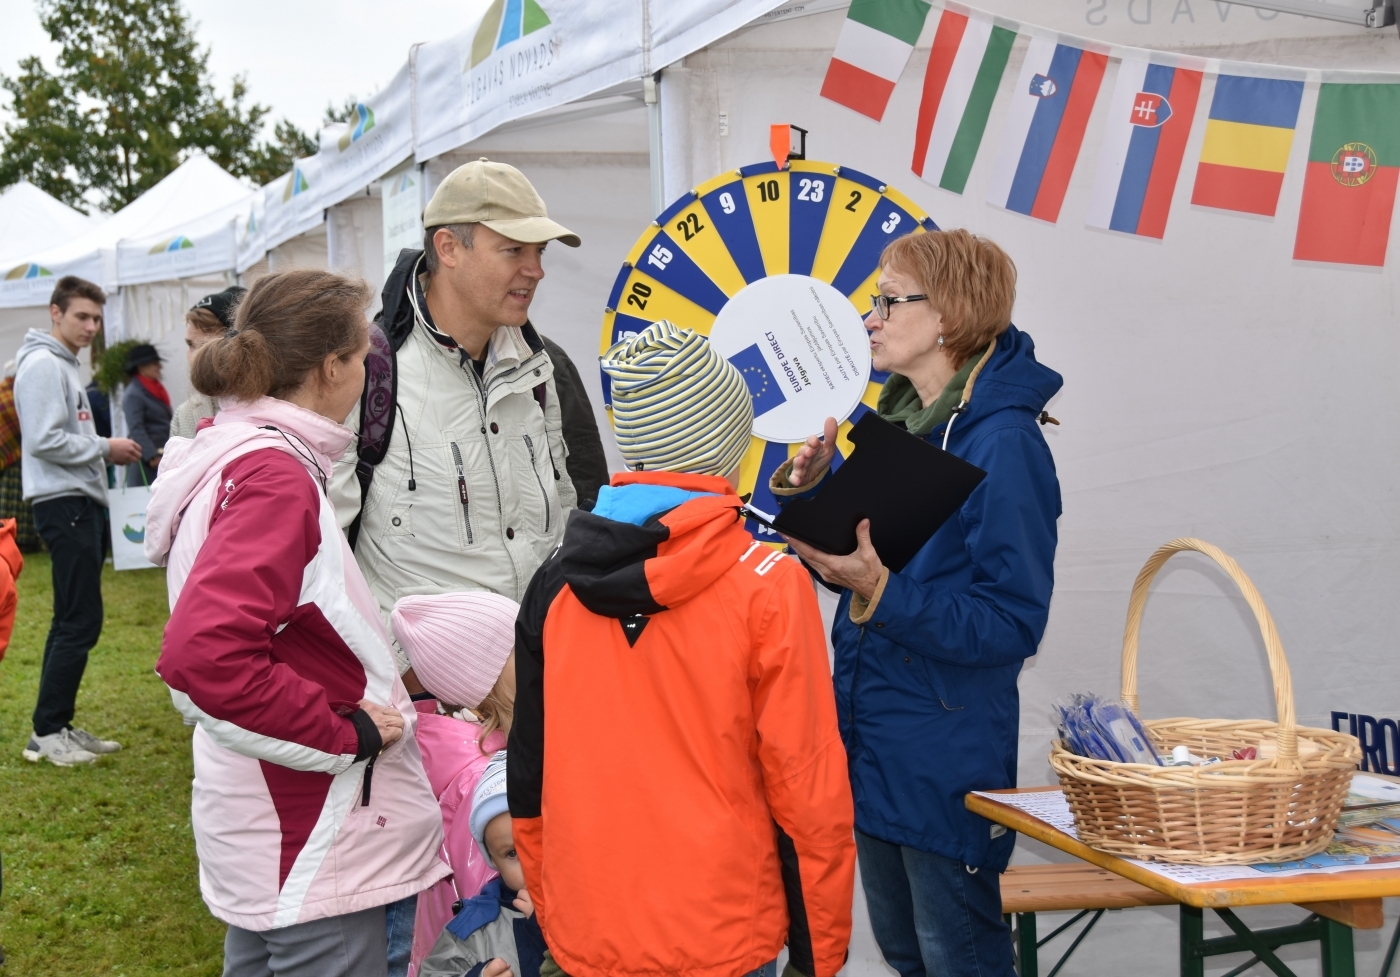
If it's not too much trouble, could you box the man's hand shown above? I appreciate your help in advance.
[482,959,514,977]
[784,518,884,600]
[107,438,142,465]
[513,887,535,918]
[787,416,838,488]
[357,699,404,749]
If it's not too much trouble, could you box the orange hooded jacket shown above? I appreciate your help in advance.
[507,471,855,977]
[0,518,22,660]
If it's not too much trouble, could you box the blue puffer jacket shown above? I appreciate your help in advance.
[793,324,1062,870]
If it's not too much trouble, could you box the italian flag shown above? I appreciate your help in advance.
[820,0,932,122]
[911,9,1016,194]
[1293,82,1400,267]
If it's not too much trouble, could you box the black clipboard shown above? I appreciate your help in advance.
[745,412,986,573]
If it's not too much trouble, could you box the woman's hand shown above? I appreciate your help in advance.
[482,959,514,977]
[513,887,535,918]
[784,519,884,600]
[788,416,839,487]
[357,699,404,749]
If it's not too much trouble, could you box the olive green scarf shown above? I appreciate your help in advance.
[876,343,992,437]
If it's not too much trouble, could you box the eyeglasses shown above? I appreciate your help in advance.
[869,293,928,320]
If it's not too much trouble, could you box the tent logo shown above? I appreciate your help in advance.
[4,263,53,280]
[338,103,376,152]
[469,0,552,69]
[148,236,193,254]
[389,172,415,197]
[282,167,311,202]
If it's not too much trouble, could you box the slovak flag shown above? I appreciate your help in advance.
[1086,58,1204,239]
[1130,92,1172,127]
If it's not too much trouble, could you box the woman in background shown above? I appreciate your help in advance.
[170,286,244,439]
[121,344,171,486]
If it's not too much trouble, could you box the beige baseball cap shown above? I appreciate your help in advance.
[423,158,580,247]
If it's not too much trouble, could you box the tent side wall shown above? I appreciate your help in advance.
[667,8,1400,975]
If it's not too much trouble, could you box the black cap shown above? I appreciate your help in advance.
[191,286,247,330]
[124,343,162,374]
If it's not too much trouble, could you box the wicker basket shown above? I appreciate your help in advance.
[1049,538,1361,865]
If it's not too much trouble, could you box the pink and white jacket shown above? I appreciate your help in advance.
[408,704,506,976]
[148,397,449,932]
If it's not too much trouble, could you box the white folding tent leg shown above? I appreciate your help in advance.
[646,73,665,219]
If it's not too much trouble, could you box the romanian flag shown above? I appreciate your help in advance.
[910,9,1016,194]
[1191,75,1303,217]
[1085,58,1204,239]
[985,37,1109,223]
[1294,83,1400,267]
[820,0,932,122]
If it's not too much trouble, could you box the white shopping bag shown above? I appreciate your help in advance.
[109,467,157,571]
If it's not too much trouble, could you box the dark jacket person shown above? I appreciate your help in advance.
[775,229,1061,977]
[121,343,172,487]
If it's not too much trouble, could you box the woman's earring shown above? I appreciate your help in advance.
[937,334,945,348]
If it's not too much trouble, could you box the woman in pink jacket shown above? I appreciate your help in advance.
[147,270,448,977]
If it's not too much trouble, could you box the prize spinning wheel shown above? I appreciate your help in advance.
[600,159,937,542]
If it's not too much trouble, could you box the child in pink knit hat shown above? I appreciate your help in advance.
[390,591,521,977]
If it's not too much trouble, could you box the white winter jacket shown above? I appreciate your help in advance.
[331,287,576,625]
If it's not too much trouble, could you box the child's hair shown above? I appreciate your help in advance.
[474,680,515,751]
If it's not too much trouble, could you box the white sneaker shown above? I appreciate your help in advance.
[67,727,122,754]
[22,729,99,766]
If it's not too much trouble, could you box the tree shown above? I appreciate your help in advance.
[0,0,317,211]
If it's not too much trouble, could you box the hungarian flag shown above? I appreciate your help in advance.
[820,0,931,121]
[911,8,1016,194]
[1294,83,1400,267]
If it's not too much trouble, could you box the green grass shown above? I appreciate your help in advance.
[0,554,224,975]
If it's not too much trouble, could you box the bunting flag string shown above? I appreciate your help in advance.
[817,1,1400,267]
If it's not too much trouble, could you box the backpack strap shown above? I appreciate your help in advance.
[347,321,396,550]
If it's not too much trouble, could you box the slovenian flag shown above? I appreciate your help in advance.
[1086,58,1204,239]
[1293,83,1400,267]
[820,0,932,122]
[911,9,1016,194]
[1191,75,1304,217]
[985,37,1108,223]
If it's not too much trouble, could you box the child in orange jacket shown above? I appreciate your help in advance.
[0,518,24,660]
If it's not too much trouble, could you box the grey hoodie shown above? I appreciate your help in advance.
[14,328,110,506]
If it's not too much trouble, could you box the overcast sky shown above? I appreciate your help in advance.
[0,0,484,138]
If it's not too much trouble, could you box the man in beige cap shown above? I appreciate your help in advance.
[332,157,590,684]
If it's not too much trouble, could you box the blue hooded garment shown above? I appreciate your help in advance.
[794,324,1062,870]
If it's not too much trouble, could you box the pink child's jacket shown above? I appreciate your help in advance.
[408,701,506,976]
[147,397,449,931]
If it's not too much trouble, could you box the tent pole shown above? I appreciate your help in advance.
[646,71,664,218]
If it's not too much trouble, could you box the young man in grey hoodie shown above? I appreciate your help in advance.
[14,276,141,766]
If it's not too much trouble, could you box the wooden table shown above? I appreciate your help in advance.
[968,786,1400,977]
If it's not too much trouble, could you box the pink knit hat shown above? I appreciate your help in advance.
[390,591,520,708]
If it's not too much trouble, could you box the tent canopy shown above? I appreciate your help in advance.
[0,155,249,308]
[0,181,98,270]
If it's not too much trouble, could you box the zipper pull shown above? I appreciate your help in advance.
[361,753,376,807]
[457,477,469,506]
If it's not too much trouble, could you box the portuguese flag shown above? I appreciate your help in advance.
[1294,83,1400,266]
[820,0,931,122]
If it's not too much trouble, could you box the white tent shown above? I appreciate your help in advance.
[0,180,97,266]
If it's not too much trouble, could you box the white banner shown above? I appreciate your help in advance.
[262,153,327,253]
[412,0,645,162]
[115,196,250,286]
[316,62,414,218]
[381,160,424,280]
[0,252,104,308]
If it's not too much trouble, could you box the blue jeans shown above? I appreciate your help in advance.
[384,893,417,977]
[855,829,1014,977]
[742,962,777,977]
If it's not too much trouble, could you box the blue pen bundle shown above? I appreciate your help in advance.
[1052,693,1161,766]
